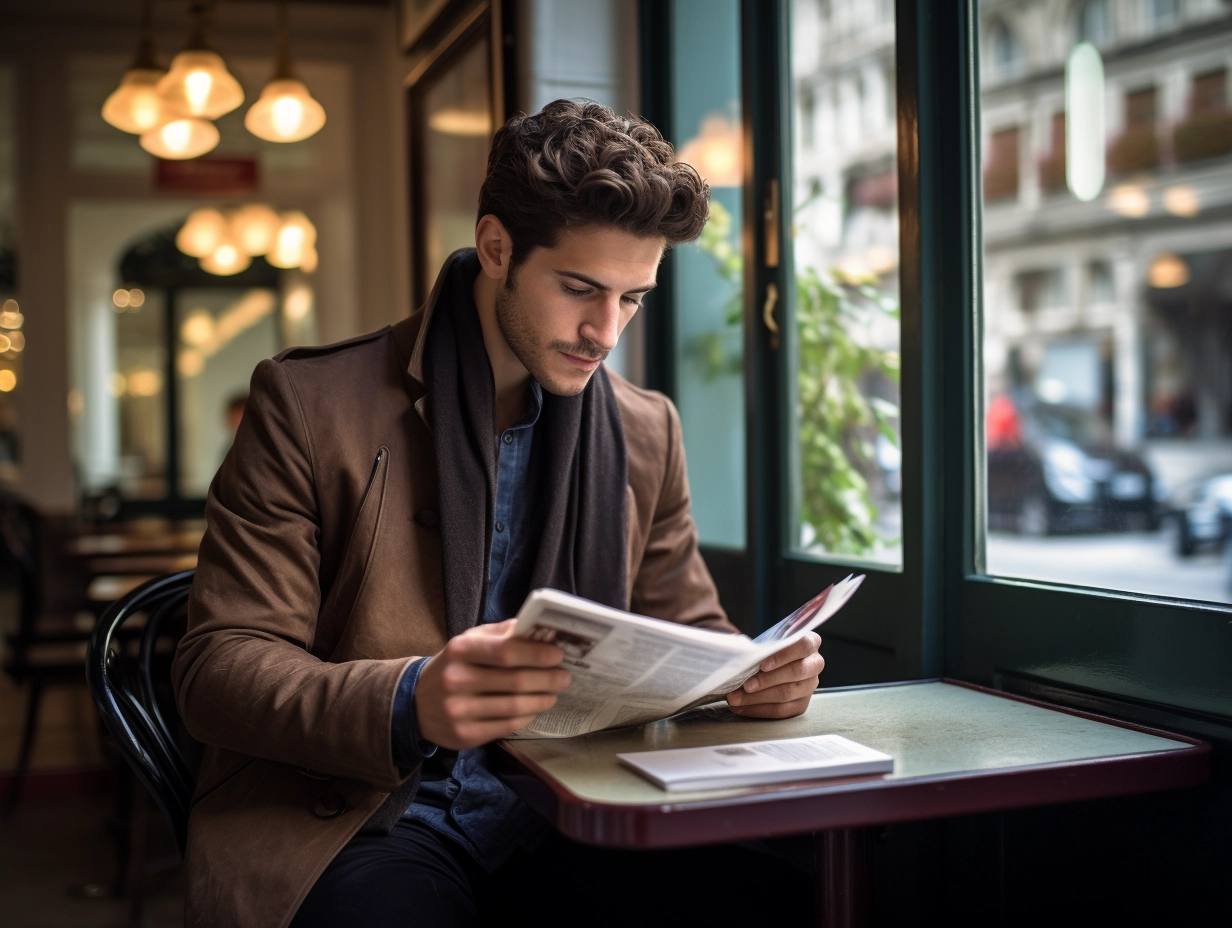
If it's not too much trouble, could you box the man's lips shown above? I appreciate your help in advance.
[559,350,601,371]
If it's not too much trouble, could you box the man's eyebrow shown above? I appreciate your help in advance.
[555,270,658,294]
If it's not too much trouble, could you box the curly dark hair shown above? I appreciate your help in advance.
[478,99,711,268]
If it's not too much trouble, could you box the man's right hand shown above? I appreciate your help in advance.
[414,619,570,750]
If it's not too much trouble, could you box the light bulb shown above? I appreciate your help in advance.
[229,203,282,256]
[158,50,244,120]
[245,78,326,143]
[268,211,317,268]
[200,239,252,276]
[180,309,215,347]
[177,207,227,257]
[299,245,318,273]
[140,117,219,160]
[102,69,169,134]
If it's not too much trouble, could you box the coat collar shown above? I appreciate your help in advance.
[393,248,476,389]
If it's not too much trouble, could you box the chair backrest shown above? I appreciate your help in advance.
[0,490,44,628]
[87,569,199,855]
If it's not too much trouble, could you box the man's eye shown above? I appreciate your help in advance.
[622,296,642,308]
[563,284,591,296]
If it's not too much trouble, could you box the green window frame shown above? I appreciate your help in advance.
[641,0,1232,726]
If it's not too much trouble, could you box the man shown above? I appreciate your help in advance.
[173,100,824,928]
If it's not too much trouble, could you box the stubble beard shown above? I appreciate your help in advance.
[494,273,609,397]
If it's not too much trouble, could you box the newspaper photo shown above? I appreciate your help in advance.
[507,574,865,739]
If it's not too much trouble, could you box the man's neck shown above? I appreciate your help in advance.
[473,271,532,434]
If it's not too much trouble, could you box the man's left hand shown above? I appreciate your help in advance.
[726,632,824,719]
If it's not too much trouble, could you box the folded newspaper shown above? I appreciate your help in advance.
[507,574,865,739]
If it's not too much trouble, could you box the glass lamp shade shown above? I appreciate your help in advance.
[140,117,219,160]
[229,203,282,256]
[268,211,318,268]
[102,68,169,134]
[245,78,326,143]
[200,238,252,276]
[158,49,244,120]
[176,208,228,258]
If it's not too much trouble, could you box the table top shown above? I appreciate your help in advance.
[67,529,204,557]
[496,679,1210,848]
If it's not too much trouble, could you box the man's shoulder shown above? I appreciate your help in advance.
[605,367,679,464]
[274,325,393,368]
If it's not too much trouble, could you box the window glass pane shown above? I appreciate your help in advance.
[787,0,902,566]
[670,0,745,549]
[978,1,1232,604]
[69,203,183,502]
[420,36,492,293]
[0,63,19,483]
[176,287,281,498]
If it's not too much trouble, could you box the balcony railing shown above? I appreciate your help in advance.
[1173,110,1232,164]
[1107,125,1159,176]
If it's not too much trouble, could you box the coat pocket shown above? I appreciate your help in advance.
[316,447,390,652]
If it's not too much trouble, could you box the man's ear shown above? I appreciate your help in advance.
[475,214,514,282]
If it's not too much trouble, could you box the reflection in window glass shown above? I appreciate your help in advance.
[176,288,280,498]
[0,64,19,482]
[671,0,745,549]
[420,37,491,294]
[980,1,1232,603]
[788,0,901,566]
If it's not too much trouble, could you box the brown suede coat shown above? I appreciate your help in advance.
[171,275,733,928]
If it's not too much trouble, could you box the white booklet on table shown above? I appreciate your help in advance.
[506,574,865,739]
[617,733,893,792]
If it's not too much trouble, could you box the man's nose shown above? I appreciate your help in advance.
[580,297,622,352]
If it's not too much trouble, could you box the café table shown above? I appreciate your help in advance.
[496,678,1210,928]
[66,527,204,558]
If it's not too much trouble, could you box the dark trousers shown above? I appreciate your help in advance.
[292,817,812,928]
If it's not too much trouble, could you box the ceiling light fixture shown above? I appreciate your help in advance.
[158,1,244,122]
[140,116,220,160]
[102,0,169,135]
[245,1,326,143]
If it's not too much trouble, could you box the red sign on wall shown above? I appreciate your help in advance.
[155,157,260,194]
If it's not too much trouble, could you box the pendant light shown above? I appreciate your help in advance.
[245,1,326,143]
[158,1,244,121]
[176,207,228,257]
[200,234,252,276]
[267,210,317,268]
[229,203,282,256]
[102,0,169,135]
[140,116,220,160]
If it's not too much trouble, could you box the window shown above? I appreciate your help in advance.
[988,18,1024,80]
[1076,0,1112,46]
[1109,87,1159,175]
[1190,68,1228,115]
[1147,0,1180,31]
[788,0,901,566]
[0,64,18,481]
[1176,69,1232,163]
[668,0,746,550]
[979,2,1232,605]
[984,127,1020,202]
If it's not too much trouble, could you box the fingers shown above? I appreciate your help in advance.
[758,632,822,673]
[727,695,812,720]
[742,652,825,694]
[443,693,561,722]
[450,625,564,669]
[447,716,540,747]
[727,676,817,708]
[439,662,571,696]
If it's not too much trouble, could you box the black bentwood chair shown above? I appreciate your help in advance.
[87,569,199,855]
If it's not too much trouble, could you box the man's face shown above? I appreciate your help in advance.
[494,225,663,396]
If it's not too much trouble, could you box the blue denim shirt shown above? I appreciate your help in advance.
[390,382,550,871]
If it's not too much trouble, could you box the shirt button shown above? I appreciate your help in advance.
[503,432,514,444]
[495,522,505,533]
